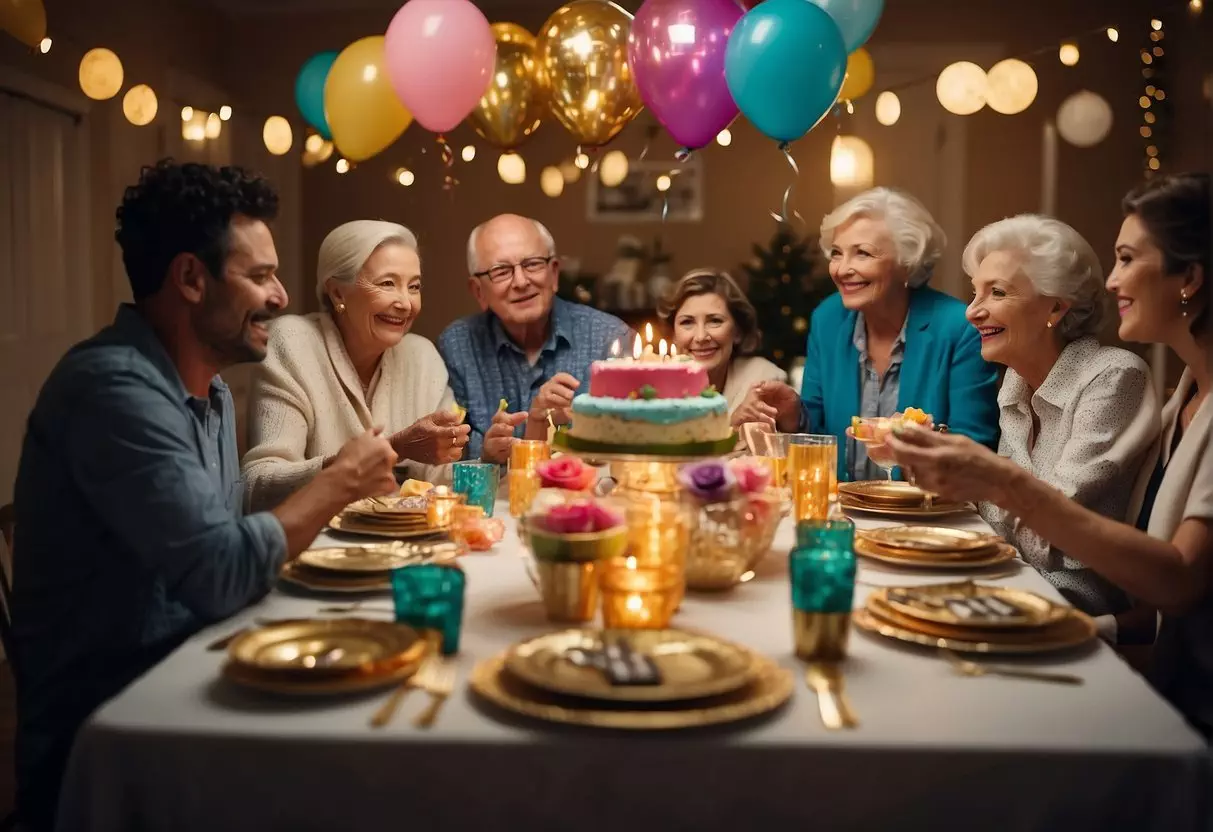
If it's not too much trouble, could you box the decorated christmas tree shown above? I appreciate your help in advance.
[740,224,833,368]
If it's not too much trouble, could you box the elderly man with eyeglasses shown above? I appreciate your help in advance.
[438,214,630,464]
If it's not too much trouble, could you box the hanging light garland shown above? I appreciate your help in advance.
[1141,18,1169,177]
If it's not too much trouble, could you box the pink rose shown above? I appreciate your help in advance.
[729,458,772,494]
[585,502,624,532]
[540,504,594,534]
[536,457,597,491]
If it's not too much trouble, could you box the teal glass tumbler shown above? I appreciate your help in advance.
[391,563,466,656]
[789,519,856,661]
[453,461,500,516]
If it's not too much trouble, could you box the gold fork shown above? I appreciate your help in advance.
[805,662,859,730]
[412,660,457,729]
[939,649,1083,685]
[369,658,432,728]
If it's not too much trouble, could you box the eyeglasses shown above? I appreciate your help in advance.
[474,256,554,284]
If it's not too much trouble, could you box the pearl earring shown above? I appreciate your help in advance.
[1181,291,1189,318]
[336,302,346,314]
[1046,320,1053,329]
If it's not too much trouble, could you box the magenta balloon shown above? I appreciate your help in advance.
[384,0,496,134]
[628,0,745,150]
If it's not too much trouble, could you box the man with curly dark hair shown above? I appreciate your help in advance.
[9,159,400,830]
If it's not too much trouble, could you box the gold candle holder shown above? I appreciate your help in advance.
[610,460,681,496]
[426,486,465,529]
[509,440,551,518]
[534,561,600,623]
[599,557,680,629]
[792,610,852,662]
[624,499,689,612]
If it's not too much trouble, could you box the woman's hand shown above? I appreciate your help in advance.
[731,387,778,429]
[885,426,1011,504]
[752,381,803,433]
[390,410,472,465]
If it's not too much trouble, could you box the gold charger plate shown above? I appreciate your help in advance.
[838,480,929,506]
[472,654,793,730]
[855,537,1016,570]
[328,514,448,539]
[280,561,391,594]
[222,657,420,696]
[860,525,1001,554]
[228,619,426,676]
[504,628,757,703]
[841,498,975,518]
[345,495,430,517]
[875,583,1069,629]
[853,606,1097,655]
[299,543,454,574]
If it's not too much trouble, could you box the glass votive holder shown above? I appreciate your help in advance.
[510,439,551,470]
[426,486,465,529]
[789,519,856,662]
[624,498,689,611]
[599,557,681,629]
[788,434,837,522]
[391,562,466,656]
[453,461,500,516]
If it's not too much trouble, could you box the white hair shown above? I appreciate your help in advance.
[466,216,556,275]
[819,187,946,288]
[962,214,1107,342]
[316,220,418,311]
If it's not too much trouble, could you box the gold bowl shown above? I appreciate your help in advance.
[685,491,784,591]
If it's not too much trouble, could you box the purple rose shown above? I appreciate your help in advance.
[677,460,737,502]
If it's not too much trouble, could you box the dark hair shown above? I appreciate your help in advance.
[1121,172,1211,334]
[114,158,279,300]
[657,269,762,355]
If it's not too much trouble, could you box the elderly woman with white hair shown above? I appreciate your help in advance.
[963,214,1160,625]
[736,187,1000,481]
[242,220,469,511]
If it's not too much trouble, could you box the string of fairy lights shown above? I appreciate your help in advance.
[18,0,1204,196]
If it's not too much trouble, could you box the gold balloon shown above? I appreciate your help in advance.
[324,36,413,162]
[536,0,643,148]
[468,23,548,150]
[0,0,46,49]
[839,48,875,102]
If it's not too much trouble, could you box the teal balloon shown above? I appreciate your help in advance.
[725,0,846,143]
[808,0,884,52]
[295,51,338,140]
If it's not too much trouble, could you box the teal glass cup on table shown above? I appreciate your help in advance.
[452,461,500,516]
[790,520,856,661]
[391,563,466,656]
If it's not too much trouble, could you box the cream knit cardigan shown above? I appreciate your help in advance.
[242,312,454,512]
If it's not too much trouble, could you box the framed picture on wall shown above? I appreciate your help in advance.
[587,156,704,223]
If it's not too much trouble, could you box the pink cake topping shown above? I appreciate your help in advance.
[589,360,709,399]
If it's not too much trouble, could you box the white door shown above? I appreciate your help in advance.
[0,89,93,507]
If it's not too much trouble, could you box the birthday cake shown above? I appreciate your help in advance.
[561,357,734,453]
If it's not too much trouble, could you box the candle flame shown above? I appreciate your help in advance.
[671,344,678,357]
[625,556,637,570]
[609,339,621,358]
[632,333,642,359]
[644,322,653,343]
[658,338,667,357]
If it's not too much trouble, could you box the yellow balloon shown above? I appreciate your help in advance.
[536,0,643,148]
[324,36,413,163]
[468,23,548,150]
[0,0,46,49]
[839,48,875,102]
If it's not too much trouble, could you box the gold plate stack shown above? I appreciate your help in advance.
[839,481,973,517]
[854,581,1097,654]
[329,495,448,540]
[471,628,794,729]
[222,619,429,695]
[282,541,459,594]
[854,525,1016,570]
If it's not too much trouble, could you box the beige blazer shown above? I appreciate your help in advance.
[242,313,454,512]
[722,355,786,414]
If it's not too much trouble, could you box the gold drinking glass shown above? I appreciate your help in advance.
[508,440,551,518]
[757,432,790,495]
[788,434,837,522]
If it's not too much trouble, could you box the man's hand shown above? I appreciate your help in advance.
[390,410,472,465]
[327,427,399,503]
[482,410,529,465]
[528,372,580,433]
[753,381,804,433]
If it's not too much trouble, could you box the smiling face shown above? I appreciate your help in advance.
[672,292,737,376]
[328,242,422,357]
[469,215,557,329]
[966,249,1067,369]
[1107,213,1195,344]
[827,215,909,313]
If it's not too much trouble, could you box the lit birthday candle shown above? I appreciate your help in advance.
[644,322,653,344]
[609,339,621,360]
[632,333,643,360]
[658,338,668,360]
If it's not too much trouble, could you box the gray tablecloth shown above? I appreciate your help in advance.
[56,505,1209,831]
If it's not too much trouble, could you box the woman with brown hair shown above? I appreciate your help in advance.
[657,269,785,422]
[888,172,1212,736]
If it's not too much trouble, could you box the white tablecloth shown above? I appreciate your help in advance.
[56,503,1209,831]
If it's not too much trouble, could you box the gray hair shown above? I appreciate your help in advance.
[962,214,1107,342]
[466,216,556,275]
[819,187,946,288]
[316,220,418,311]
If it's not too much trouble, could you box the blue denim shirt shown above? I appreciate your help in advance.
[11,305,286,825]
[849,312,907,481]
[438,298,630,459]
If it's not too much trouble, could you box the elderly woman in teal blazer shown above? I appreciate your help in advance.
[736,187,1000,481]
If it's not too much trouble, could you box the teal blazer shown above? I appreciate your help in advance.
[798,288,1000,481]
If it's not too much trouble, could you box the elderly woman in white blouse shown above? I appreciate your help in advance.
[963,214,1160,631]
[242,220,470,511]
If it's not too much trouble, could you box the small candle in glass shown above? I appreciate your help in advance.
[625,499,689,613]
[790,520,856,661]
[508,440,550,518]
[426,486,464,528]
[599,556,680,629]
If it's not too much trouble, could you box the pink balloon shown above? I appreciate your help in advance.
[628,0,745,150]
[384,0,496,134]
